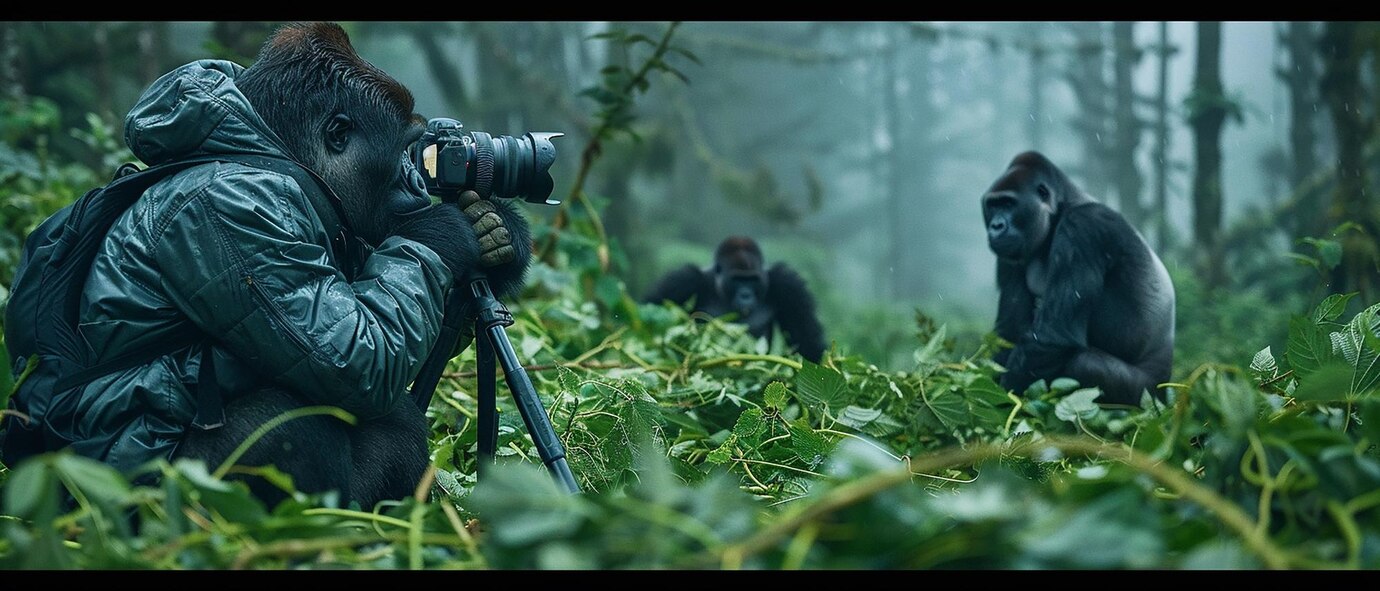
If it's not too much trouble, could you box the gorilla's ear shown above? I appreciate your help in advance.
[711,263,722,275]
[1036,182,1052,203]
[325,113,354,153]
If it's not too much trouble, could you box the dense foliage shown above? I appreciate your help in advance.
[2,210,1380,567]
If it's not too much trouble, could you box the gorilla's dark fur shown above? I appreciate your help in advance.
[983,151,1175,405]
[644,236,827,363]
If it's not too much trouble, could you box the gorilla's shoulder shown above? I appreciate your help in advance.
[1055,201,1147,257]
[1060,201,1136,233]
[767,262,808,285]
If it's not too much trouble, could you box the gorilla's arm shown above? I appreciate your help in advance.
[476,197,533,300]
[993,259,1035,367]
[156,169,452,420]
[643,265,711,307]
[1000,205,1109,394]
[767,263,827,363]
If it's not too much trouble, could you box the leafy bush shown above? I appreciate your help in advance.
[4,230,1380,568]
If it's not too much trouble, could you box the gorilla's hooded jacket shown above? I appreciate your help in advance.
[58,60,454,473]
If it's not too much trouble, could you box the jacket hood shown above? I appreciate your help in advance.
[124,60,294,165]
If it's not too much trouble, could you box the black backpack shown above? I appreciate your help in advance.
[1,153,341,467]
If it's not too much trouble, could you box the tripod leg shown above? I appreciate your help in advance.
[485,324,582,494]
[476,317,499,471]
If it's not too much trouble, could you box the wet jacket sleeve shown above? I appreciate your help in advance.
[153,166,454,420]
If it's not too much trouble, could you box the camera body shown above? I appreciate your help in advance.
[412,117,564,205]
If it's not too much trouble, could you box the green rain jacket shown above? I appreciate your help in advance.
[67,60,453,473]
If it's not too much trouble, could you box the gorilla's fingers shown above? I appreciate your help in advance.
[482,244,516,266]
[477,227,511,253]
[463,200,497,222]
[472,211,505,235]
[457,190,483,208]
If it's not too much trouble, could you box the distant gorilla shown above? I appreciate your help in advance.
[644,237,826,363]
[983,151,1175,405]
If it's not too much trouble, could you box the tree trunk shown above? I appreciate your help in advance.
[0,21,22,101]
[136,22,169,85]
[211,22,279,66]
[1153,22,1173,251]
[1026,23,1046,151]
[1318,22,1379,301]
[1112,21,1145,228]
[883,24,904,298]
[1064,22,1113,201]
[1281,22,1322,242]
[92,23,113,120]
[1190,22,1227,289]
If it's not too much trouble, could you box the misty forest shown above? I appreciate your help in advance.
[1,21,1380,569]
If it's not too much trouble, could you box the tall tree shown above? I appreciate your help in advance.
[1318,22,1379,301]
[1279,22,1323,242]
[136,22,170,86]
[1064,22,1113,201]
[882,23,904,297]
[1152,21,1175,250]
[1188,22,1230,289]
[0,21,22,101]
[1025,22,1046,151]
[1112,21,1145,228]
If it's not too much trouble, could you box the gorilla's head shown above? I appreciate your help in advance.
[713,236,769,317]
[237,22,429,247]
[981,151,1087,262]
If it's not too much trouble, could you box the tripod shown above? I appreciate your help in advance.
[410,274,581,494]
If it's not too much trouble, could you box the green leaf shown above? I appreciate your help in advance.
[594,275,623,309]
[1020,488,1164,568]
[54,453,131,508]
[1301,237,1344,270]
[469,462,586,547]
[705,435,737,465]
[1250,346,1277,381]
[3,457,56,518]
[1288,315,1334,377]
[1049,377,1081,393]
[836,405,883,430]
[763,382,789,410]
[1055,388,1102,422]
[923,386,969,430]
[795,361,849,414]
[1330,303,1380,397]
[1312,292,1357,324]
[730,407,767,442]
[788,419,830,468]
[1293,360,1356,402]
[913,324,948,368]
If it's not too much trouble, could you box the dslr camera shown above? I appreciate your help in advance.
[410,117,564,205]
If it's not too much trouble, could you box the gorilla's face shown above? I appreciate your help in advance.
[723,274,766,316]
[982,164,1056,262]
[313,113,431,247]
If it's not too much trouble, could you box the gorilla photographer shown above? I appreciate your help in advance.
[0,22,532,508]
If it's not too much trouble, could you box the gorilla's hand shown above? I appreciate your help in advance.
[387,203,480,279]
[458,191,516,266]
[456,191,531,299]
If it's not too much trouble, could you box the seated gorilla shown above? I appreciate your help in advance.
[644,236,827,363]
[61,22,530,508]
[983,151,1174,405]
